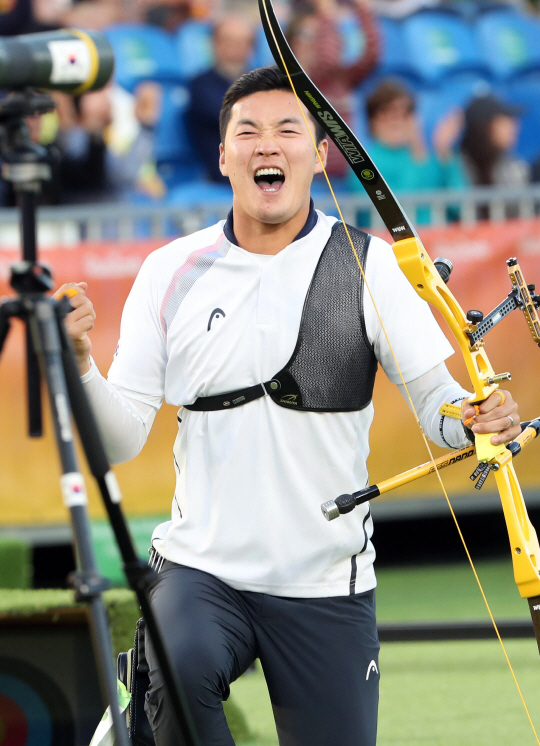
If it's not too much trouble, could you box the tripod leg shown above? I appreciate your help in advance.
[18,191,43,437]
[57,305,199,746]
[26,326,42,436]
[0,304,12,355]
[28,298,131,746]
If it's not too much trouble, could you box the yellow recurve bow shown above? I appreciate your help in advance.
[259,0,540,736]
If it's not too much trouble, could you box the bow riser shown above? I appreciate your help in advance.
[394,239,540,599]
[392,236,504,463]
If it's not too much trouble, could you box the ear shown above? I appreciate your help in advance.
[313,138,328,175]
[219,143,227,177]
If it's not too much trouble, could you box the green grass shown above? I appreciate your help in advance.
[376,559,527,622]
[230,561,540,745]
[378,638,540,745]
[232,640,540,746]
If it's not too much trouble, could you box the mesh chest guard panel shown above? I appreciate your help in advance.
[268,222,378,412]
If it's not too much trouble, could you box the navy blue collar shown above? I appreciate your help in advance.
[223,199,317,246]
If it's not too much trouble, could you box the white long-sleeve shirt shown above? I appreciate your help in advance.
[82,211,470,597]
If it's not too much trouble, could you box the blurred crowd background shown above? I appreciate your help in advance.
[1,0,540,213]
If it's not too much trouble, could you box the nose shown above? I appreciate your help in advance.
[256,134,280,156]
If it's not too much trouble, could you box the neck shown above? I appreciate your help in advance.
[231,200,311,255]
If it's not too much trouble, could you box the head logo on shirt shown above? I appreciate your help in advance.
[208,308,226,331]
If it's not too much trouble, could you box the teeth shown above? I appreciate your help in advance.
[255,168,284,177]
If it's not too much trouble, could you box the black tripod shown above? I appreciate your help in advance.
[0,90,198,746]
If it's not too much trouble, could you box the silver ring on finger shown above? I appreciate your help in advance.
[506,415,514,430]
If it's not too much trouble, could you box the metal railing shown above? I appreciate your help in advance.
[0,184,539,247]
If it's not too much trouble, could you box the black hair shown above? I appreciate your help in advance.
[219,65,326,145]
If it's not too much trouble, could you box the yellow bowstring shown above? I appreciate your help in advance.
[260,1,540,740]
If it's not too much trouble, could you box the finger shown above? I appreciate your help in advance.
[65,303,96,331]
[472,414,517,432]
[66,315,96,336]
[473,401,518,427]
[477,390,509,415]
[64,305,96,329]
[54,282,87,300]
[462,403,479,428]
[490,421,522,446]
[61,294,91,312]
[63,301,95,326]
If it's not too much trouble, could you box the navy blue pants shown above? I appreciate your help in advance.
[145,562,380,746]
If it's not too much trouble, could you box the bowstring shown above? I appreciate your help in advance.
[260,1,540,739]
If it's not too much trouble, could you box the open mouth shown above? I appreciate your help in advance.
[254,167,285,193]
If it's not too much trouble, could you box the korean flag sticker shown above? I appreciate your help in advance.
[48,39,92,85]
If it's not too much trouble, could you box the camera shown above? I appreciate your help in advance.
[0,29,114,94]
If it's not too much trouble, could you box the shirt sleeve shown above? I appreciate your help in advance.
[397,361,472,449]
[107,251,168,396]
[364,235,455,384]
[81,358,161,464]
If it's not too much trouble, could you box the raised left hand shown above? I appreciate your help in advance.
[462,389,521,447]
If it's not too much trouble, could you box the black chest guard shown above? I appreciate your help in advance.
[184,222,378,414]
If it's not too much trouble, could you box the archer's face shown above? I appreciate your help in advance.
[219,89,327,228]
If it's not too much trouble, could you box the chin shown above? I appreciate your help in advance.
[256,203,292,225]
[251,196,287,220]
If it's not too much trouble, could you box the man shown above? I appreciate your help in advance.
[186,15,255,182]
[59,66,520,746]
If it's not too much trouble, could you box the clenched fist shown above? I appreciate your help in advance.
[54,282,96,375]
[462,389,520,447]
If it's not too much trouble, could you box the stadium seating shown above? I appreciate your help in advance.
[153,83,202,182]
[250,25,275,69]
[375,17,421,86]
[475,8,540,81]
[174,19,214,80]
[105,24,204,189]
[503,73,540,162]
[102,7,540,197]
[337,13,365,65]
[401,10,488,84]
[417,72,495,140]
[104,24,184,91]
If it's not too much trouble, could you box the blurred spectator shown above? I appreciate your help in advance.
[532,154,540,183]
[287,0,379,177]
[186,15,255,183]
[347,79,467,223]
[0,0,58,34]
[48,88,114,203]
[144,0,195,30]
[460,95,529,187]
[58,0,125,29]
[107,81,167,199]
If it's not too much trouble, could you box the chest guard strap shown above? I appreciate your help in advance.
[184,222,378,414]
